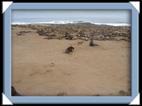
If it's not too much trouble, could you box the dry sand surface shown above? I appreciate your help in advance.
[12,25,131,96]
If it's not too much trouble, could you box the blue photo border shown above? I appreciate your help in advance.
[3,3,139,104]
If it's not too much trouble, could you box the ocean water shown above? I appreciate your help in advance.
[12,10,131,26]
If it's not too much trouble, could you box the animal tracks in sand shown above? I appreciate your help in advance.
[29,63,55,76]
[29,69,54,76]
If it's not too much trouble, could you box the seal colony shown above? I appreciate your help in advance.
[13,23,130,41]
[12,23,131,96]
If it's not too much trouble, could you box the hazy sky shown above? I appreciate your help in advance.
[12,10,130,23]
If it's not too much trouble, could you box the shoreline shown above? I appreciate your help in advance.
[12,23,130,26]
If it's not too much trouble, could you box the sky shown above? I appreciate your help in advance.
[12,10,131,24]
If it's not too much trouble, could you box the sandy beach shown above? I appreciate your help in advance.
[12,24,131,96]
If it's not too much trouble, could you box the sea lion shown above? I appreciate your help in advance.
[65,46,74,54]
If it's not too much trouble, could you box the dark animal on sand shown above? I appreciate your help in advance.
[89,41,99,46]
[89,36,98,46]
[89,40,95,46]
[65,46,74,54]
[12,86,21,96]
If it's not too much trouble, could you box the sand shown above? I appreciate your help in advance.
[12,25,131,96]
